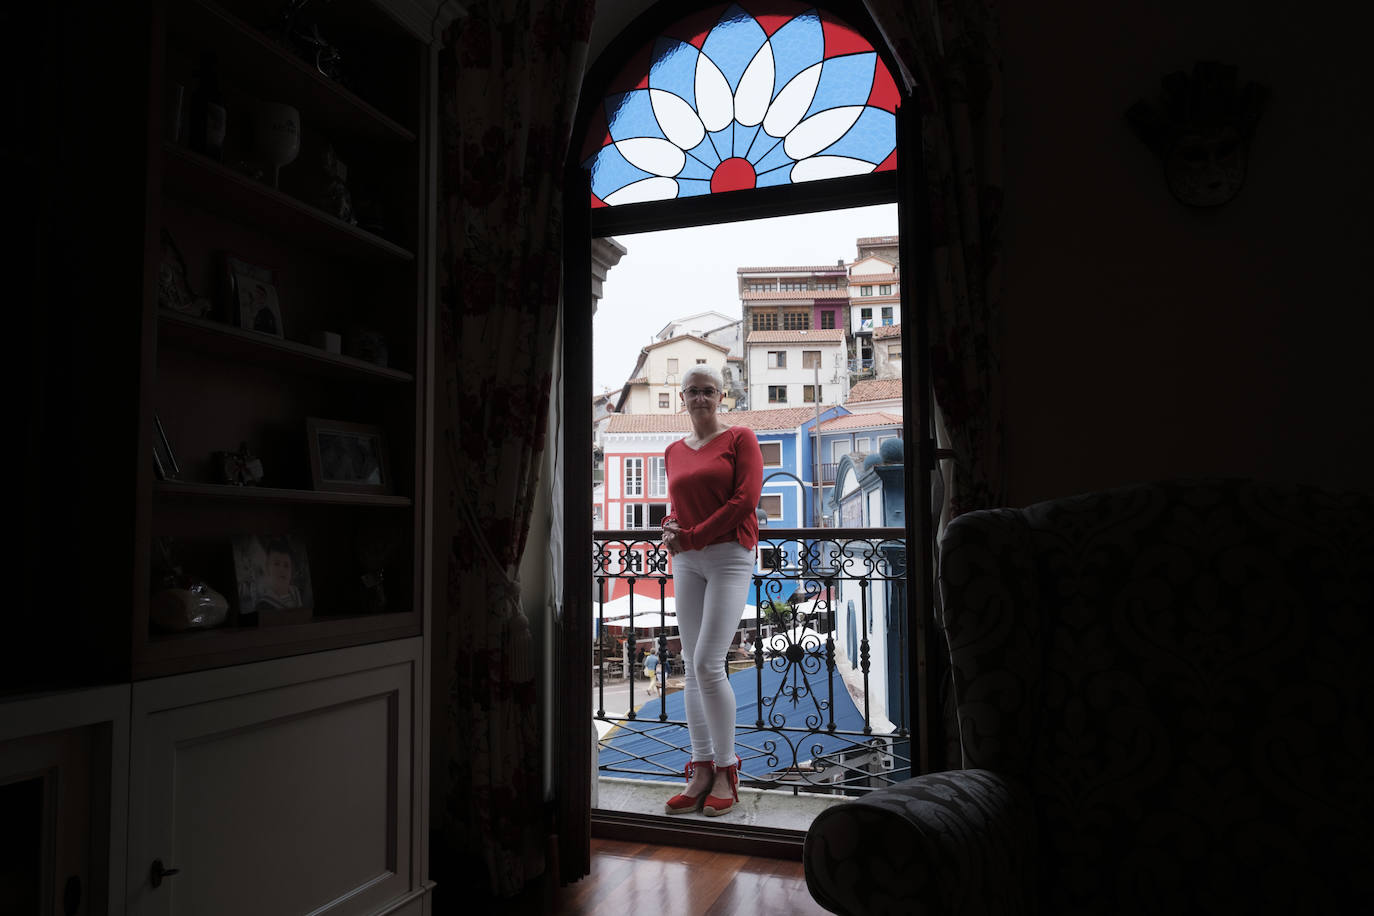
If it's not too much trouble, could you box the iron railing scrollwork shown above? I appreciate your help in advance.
[593,527,912,796]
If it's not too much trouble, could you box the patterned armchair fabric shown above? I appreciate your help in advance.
[805,479,1374,915]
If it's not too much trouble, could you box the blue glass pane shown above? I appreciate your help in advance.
[677,178,713,198]
[707,126,734,163]
[587,144,654,201]
[768,11,823,97]
[685,134,722,169]
[733,123,762,159]
[755,161,794,188]
[817,106,897,164]
[605,90,667,142]
[752,138,794,175]
[804,53,877,119]
[677,155,715,182]
[699,4,768,91]
[648,38,699,108]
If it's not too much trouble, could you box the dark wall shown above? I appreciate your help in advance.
[1000,0,1374,503]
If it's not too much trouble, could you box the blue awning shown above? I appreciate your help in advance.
[598,657,884,783]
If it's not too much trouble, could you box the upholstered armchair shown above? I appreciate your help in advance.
[804,479,1374,915]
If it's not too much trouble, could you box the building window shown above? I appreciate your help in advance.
[648,503,668,527]
[666,358,679,374]
[752,312,778,331]
[804,384,822,403]
[801,350,821,369]
[624,503,645,527]
[780,280,807,291]
[759,441,782,466]
[881,306,893,325]
[821,311,835,329]
[768,385,788,403]
[648,456,667,497]
[860,285,873,296]
[889,346,902,360]
[831,440,848,463]
[855,437,871,454]
[760,546,784,569]
[767,351,787,368]
[783,311,810,330]
[759,494,783,519]
[624,457,643,496]
[593,505,601,525]
[860,307,873,320]
[696,358,707,364]
[879,284,892,295]
[658,393,670,408]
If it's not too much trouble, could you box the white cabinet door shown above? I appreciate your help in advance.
[127,639,421,916]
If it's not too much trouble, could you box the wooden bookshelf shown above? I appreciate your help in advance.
[128,0,432,679]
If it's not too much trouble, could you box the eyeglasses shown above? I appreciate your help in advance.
[684,387,719,398]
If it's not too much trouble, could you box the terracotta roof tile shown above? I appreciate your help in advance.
[640,334,730,353]
[605,406,845,434]
[846,378,904,402]
[742,290,849,300]
[745,328,847,345]
[819,411,903,431]
[872,324,902,340]
[737,265,849,274]
[856,236,899,245]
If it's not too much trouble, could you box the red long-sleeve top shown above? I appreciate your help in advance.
[662,425,764,552]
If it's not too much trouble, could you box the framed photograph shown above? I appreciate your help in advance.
[223,254,284,338]
[152,411,180,480]
[231,534,314,625]
[157,228,212,317]
[306,417,391,494]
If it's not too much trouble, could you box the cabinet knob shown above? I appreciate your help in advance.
[150,859,181,889]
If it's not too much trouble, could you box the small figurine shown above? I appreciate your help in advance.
[214,441,265,486]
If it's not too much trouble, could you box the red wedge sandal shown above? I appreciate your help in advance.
[664,760,714,815]
[702,756,741,817]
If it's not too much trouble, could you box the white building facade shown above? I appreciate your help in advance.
[848,254,900,373]
[745,328,848,410]
[616,335,732,413]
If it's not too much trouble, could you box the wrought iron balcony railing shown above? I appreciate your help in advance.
[593,527,911,797]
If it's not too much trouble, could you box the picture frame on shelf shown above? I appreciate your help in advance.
[152,411,180,480]
[223,253,284,338]
[231,534,314,626]
[306,417,391,495]
[157,228,212,318]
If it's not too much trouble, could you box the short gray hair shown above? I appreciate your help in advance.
[680,363,725,392]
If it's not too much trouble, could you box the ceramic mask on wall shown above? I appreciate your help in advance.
[1127,61,1268,208]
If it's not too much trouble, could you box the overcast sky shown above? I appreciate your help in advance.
[592,202,898,394]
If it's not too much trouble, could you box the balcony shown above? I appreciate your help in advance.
[592,528,911,830]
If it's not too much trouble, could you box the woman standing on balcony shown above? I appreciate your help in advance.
[660,365,762,817]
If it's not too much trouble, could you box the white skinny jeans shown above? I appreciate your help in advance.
[671,541,755,767]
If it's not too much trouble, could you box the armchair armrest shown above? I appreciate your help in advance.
[803,769,1037,916]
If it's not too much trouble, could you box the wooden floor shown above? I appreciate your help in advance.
[552,837,830,915]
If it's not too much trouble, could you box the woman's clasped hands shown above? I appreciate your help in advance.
[661,519,683,555]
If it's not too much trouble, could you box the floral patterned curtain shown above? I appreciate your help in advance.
[434,0,594,897]
[864,0,1005,516]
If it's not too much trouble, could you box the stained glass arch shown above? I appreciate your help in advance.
[581,3,899,208]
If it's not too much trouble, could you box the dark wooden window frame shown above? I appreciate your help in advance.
[558,0,936,875]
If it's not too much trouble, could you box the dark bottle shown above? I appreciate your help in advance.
[188,52,227,160]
